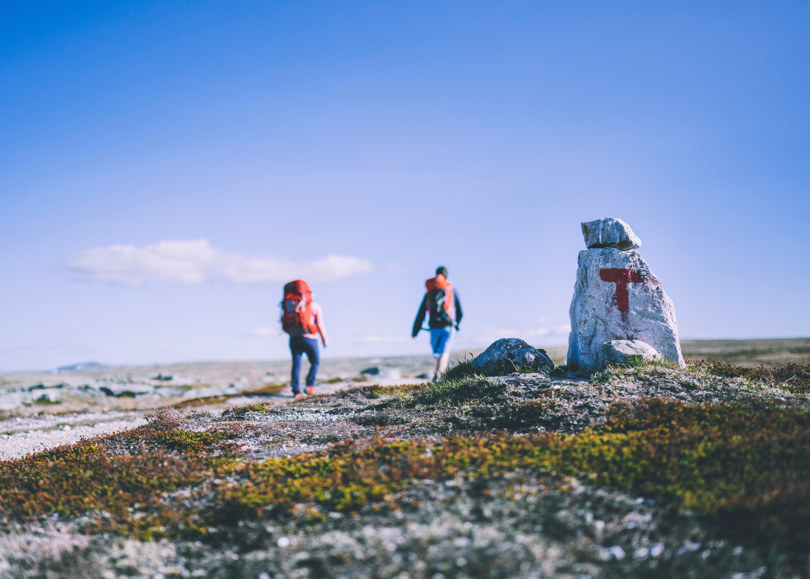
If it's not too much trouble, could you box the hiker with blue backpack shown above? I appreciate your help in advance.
[412,266,463,381]
[281,280,328,399]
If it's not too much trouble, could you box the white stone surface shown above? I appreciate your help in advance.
[471,338,554,376]
[0,412,147,461]
[601,340,663,367]
[581,218,642,250]
[567,247,684,371]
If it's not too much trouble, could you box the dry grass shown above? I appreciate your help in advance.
[681,338,810,367]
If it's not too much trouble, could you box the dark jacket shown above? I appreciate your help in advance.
[411,290,463,337]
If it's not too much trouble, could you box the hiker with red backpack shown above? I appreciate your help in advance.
[411,266,463,381]
[280,280,328,399]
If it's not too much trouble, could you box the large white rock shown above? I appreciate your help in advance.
[582,217,641,250]
[567,247,685,371]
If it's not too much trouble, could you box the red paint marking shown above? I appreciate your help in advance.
[600,268,643,312]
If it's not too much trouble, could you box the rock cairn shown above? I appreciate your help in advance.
[567,218,685,372]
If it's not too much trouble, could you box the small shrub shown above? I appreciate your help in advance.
[402,376,504,408]
[589,369,612,385]
[441,358,479,381]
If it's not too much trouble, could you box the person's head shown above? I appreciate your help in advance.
[435,266,448,278]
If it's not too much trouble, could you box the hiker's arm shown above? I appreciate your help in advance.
[454,291,463,329]
[411,295,427,338]
[313,303,328,347]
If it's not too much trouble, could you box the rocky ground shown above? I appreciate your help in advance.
[2,338,800,461]
[0,351,505,462]
[1,350,809,578]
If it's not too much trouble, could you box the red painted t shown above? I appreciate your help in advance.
[599,268,643,312]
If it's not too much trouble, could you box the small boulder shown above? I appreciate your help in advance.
[582,217,641,250]
[471,338,554,376]
[98,384,155,397]
[600,340,662,368]
[360,366,381,376]
[34,391,61,404]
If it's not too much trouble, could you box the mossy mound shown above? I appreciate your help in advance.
[1,362,809,576]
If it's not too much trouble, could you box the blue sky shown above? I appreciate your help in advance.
[1,1,808,372]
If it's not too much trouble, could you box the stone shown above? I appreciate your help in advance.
[582,218,641,250]
[98,384,155,397]
[471,338,554,376]
[567,246,685,372]
[601,340,662,367]
[34,391,61,404]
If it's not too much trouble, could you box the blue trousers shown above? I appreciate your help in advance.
[430,326,454,358]
[290,336,319,393]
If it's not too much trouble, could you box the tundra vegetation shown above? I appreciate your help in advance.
[1,359,810,577]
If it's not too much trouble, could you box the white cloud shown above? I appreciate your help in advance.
[245,326,280,338]
[67,239,373,286]
[67,239,218,285]
[357,335,407,344]
[555,323,571,335]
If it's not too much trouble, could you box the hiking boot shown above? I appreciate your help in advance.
[294,392,303,400]
[306,385,315,395]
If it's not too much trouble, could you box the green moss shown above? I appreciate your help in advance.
[118,411,248,453]
[399,376,505,408]
[207,397,810,552]
[2,387,809,558]
[589,369,612,384]
[0,413,248,539]
[440,358,479,381]
[33,396,61,405]
[221,402,275,418]
[335,384,414,400]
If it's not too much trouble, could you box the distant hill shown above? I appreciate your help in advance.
[57,362,108,372]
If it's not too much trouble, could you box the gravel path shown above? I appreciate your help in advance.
[0,377,425,461]
[0,412,148,461]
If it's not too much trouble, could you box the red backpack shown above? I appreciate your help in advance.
[280,280,318,336]
[425,274,454,327]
